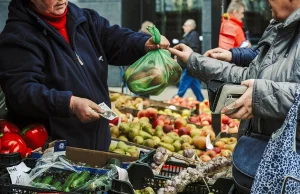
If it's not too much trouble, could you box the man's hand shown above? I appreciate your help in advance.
[168,43,193,64]
[204,47,232,62]
[221,79,255,120]
[70,96,104,123]
[145,35,170,52]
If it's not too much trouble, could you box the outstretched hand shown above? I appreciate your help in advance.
[168,43,193,64]
[204,47,232,62]
[70,96,104,123]
[145,35,170,52]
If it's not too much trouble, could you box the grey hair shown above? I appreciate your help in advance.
[227,1,245,13]
[185,19,196,28]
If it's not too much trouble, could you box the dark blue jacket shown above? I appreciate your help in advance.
[0,0,150,151]
[230,47,260,67]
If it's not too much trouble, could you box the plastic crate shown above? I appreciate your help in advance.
[125,163,234,194]
[0,158,112,194]
[0,152,22,169]
[138,150,193,178]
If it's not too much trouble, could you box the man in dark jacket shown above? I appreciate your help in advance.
[0,0,170,151]
[176,19,204,101]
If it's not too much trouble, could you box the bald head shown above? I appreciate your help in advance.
[183,19,196,34]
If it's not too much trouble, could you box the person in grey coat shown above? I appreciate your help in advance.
[169,0,300,147]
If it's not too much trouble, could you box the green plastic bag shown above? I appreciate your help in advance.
[125,26,182,96]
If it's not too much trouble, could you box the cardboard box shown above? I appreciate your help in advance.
[33,140,138,168]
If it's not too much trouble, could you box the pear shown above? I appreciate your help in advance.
[108,143,116,152]
[139,130,152,140]
[180,135,193,145]
[181,142,191,150]
[143,139,156,148]
[110,125,120,138]
[116,141,128,152]
[152,136,161,145]
[177,150,184,155]
[167,132,180,141]
[113,148,125,155]
[129,146,138,151]
[119,123,130,134]
[109,93,121,101]
[139,117,150,123]
[154,127,165,138]
[128,127,140,139]
[127,149,139,157]
[158,142,175,152]
[133,136,144,145]
[125,152,131,156]
[172,140,182,152]
[118,135,129,142]
[141,122,153,135]
[161,136,174,144]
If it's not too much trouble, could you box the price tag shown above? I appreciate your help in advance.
[117,116,122,127]
[206,134,214,150]
[7,162,31,185]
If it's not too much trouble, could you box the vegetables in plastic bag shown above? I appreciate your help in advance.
[125,26,182,95]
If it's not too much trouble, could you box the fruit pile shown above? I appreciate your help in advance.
[166,96,201,109]
[108,141,140,157]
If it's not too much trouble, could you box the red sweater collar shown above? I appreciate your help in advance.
[32,6,68,30]
[222,14,243,28]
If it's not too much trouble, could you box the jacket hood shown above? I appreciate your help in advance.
[7,0,86,28]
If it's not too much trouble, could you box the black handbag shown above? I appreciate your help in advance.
[232,129,269,194]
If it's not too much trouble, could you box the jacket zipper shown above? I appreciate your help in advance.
[75,52,84,65]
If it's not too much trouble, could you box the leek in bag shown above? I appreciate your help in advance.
[125,26,182,95]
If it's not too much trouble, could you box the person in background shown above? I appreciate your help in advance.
[0,0,169,151]
[139,21,154,34]
[169,0,300,192]
[176,19,204,102]
[219,1,251,50]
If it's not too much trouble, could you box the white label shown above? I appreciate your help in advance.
[7,162,31,175]
[206,134,214,150]
[115,166,130,182]
[117,116,122,127]
[137,102,143,110]
[7,162,31,185]
[128,114,133,122]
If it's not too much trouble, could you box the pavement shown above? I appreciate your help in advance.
[109,85,208,102]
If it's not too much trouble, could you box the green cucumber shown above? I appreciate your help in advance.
[62,172,79,192]
[32,177,42,183]
[52,180,62,190]
[71,171,90,189]
[41,176,53,185]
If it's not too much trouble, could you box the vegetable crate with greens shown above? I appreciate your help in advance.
[0,157,127,194]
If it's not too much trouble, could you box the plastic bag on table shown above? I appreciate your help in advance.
[125,26,182,96]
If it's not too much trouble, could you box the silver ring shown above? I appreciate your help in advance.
[224,98,237,110]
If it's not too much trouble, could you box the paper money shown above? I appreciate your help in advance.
[98,102,118,120]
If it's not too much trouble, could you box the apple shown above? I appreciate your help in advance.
[205,150,217,158]
[174,117,187,129]
[213,147,221,154]
[201,120,210,126]
[181,109,191,117]
[214,140,226,149]
[227,137,237,144]
[228,127,238,134]
[189,116,199,123]
[224,143,236,152]
[153,119,164,128]
[190,128,202,137]
[109,117,119,126]
[201,129,216,141]
[180,134,193,144]
[201,116,212,123]
[220,149,232,157]
[163,125,174,133]
[146,108,158,120]
[137,110,146,118]
[200,154,211,162]
[178,127,190,136]
[193,136,207,150]
[221,115,230,125]
[181,142,191,150]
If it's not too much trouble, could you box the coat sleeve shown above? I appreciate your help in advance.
[0,39,73,118]
[186,52,251,84]
[90,10,150,65]
[230,48,260,67]
[253,80,298,119]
